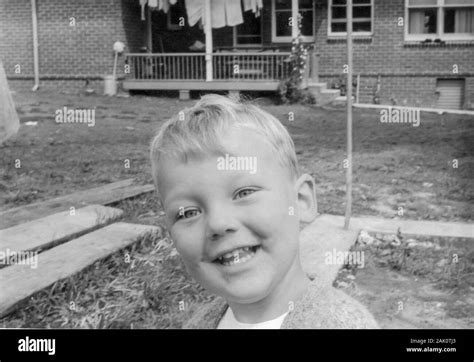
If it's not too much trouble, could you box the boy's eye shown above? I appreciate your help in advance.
[234,188,257,199]
[176,208,200,221]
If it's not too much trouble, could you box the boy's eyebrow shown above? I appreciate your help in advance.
[163,190,192,207]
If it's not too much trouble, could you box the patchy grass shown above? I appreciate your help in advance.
[1,228,212,329]
[1,90,473,328]
[1,90,473,221]
[334,232,474,328]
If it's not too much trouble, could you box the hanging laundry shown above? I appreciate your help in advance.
[148,0,158,8]
[158,0,169,13]
[243,0,263,16]
[185,0,246,28]
[139,0,147,21]
[211,0,226,28]
[225,0,243,27]
[185,0,204,27]
[0,62,20,145]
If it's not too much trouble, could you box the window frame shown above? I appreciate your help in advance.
[328,0,374,37]
[233,9,264,47]
[271,0,315,43]
[405,0,474,41]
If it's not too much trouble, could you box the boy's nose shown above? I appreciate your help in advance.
[205,206,238,240]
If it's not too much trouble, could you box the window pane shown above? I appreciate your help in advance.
[276,11,292,36]
[353,0,371,3]
[237,36,262,44]
[444,7,474,33]
[238,10,261,35]
[408,8,437,33]
[353,21,371,31]
[331,22,347,32]
[300,10,313,35]
[333,0,346,5]
[332,6,347,18]
[169,0,185,25]
[299,0,313,8]
[353,6,371,18]
[275,0,291,10]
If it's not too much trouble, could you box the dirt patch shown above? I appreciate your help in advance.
[334,232,474,329]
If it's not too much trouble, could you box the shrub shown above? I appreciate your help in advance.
[278,15,315,105]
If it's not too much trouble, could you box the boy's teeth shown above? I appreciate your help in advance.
[218,246,257,266]
[223,251,235,259]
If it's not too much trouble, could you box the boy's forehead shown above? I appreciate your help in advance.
[155,134,289,202]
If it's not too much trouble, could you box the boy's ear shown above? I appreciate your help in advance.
[295,173,318,223]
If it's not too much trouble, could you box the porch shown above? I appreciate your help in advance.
[122,51,296,96]
[122,0,318,97]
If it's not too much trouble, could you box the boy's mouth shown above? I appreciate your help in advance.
[214,246,261,267]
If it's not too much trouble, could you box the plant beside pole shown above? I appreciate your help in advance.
[344,0,353,230]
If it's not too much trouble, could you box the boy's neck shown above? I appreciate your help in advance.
[227,261,311,324]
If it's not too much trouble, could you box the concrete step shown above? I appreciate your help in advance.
[314,89,341,106]
[307,82,328,94]
[317,214,474,239]
[330,95,356,107]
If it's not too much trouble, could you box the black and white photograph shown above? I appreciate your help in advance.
[0,0,473,360]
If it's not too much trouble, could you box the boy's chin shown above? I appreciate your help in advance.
[208,275,276,305]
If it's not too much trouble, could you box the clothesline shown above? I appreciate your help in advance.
[139,0,177,20]
[138,0,263,27]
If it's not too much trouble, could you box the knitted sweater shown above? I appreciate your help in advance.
[183,280,380,329]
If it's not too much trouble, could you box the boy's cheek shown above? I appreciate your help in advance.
[171,228,204,263]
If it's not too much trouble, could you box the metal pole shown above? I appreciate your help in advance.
[356,73,360,104]
[344,0,353,230]
[31,0,40,91]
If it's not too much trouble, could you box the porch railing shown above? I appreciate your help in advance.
[125,52,292,82]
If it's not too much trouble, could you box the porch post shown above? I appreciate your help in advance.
[291,0,299,39]
[204,0,213,81]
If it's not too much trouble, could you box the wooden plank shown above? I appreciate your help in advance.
[0,222,160,318]
[0,179,155,229]
[0,205,123,264]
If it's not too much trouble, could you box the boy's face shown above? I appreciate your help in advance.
[156,127,309,304]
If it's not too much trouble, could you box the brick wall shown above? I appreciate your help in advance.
[314,0,474,109]
[0,0,144,91]
[0,0,34,76]
[2,0,473,106]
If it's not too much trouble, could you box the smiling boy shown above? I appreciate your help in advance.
[150,95,379,329]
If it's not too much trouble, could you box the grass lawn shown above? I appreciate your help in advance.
[0,90,472,328]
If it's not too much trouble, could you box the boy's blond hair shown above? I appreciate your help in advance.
[150,94,299,195]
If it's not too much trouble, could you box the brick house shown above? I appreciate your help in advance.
[1,0,473,109]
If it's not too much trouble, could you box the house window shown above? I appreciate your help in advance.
[272,0,315,42]
[329,0,373,36]
[167,0,186,30]
[406,0,474,40]
[235,7,262,45]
